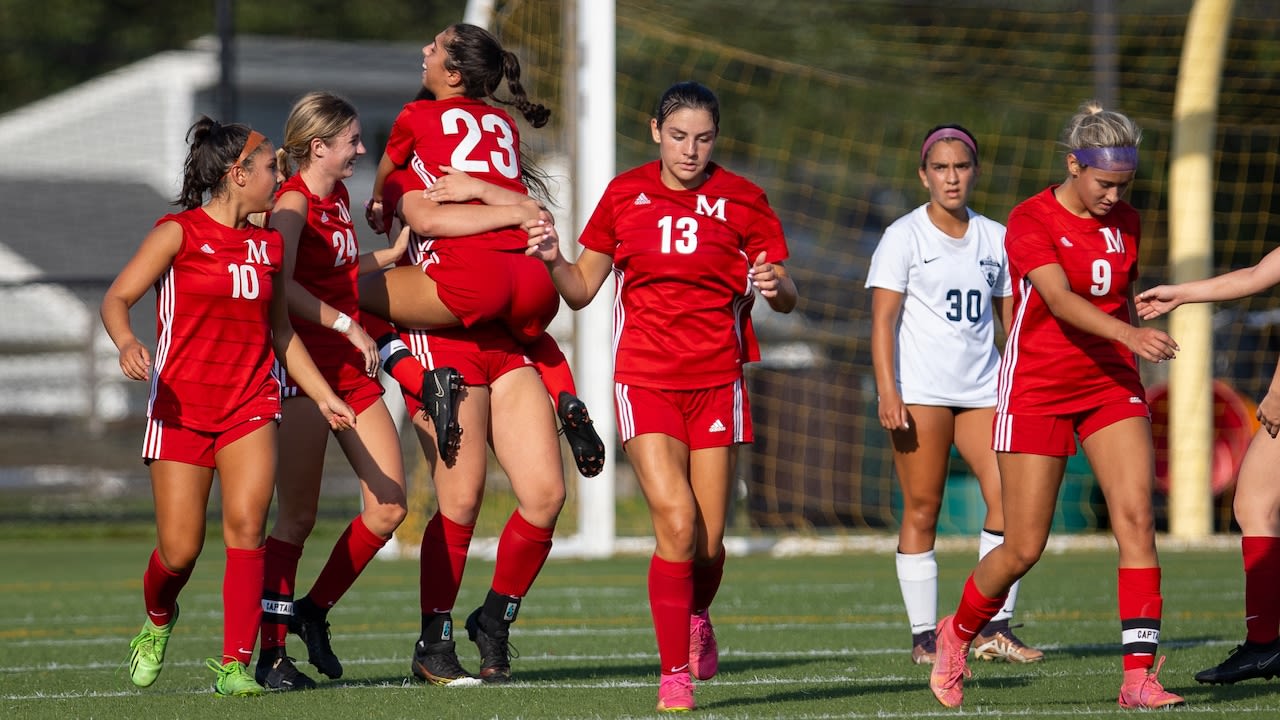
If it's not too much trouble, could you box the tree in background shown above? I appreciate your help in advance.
[0,0,466,114]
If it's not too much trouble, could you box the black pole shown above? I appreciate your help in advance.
[216,0,236,121]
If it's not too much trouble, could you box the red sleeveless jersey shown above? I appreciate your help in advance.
[275,174,366,388]
[147,208,283,432]
[578,161,790,390]
[997,186,1146,414]
[389,96,529,251]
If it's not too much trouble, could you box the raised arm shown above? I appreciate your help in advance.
[1137,245,1280,320]
[526,222,613,310]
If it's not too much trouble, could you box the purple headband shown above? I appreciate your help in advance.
[1071,145,1138,172]
[920,128,977,164]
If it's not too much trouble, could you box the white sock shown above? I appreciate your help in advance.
[896,550,938,634]
[979,530,1019,622]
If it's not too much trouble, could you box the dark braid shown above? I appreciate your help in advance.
[175,116,259,209]
[445,23,550,128]
[499,50,550,128]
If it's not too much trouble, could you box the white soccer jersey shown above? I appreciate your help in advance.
[864,203,1011,407]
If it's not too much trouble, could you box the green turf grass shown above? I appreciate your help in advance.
[1,536,1274,719]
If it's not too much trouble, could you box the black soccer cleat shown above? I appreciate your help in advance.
[422,367,463,466]
[466,607,518,683]
[288,600,343,680]
[557,391,605,477]
[255,646,318,691]
[411,639,476,686]
[1194,639,1280,684]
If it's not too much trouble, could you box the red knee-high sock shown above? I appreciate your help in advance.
[1118,567,1162,672]
[524,332,576,401]
[953,574,1007,643]
[1242,536,1280,644]
[142,548,192,627]
[649,555,694,675]
[420,513,474,614]
[260,537,303,650]
[492,510,556,598]
[223,545,266,665]
[364,315,424,398]
[693,549,726,614]
[305,515,387,610]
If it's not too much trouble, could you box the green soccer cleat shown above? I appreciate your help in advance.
[207,658,265,697]
[127,605,178,688]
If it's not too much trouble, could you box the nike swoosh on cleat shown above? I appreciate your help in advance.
[433,375,446,398]
[1258,653,1278,670]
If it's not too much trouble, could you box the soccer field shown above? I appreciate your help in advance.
[1,535,1276,719]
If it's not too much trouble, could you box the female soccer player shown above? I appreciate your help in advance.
[927,102,1184,710]
[101,117,355,697]
[367,164,566,686]
[254,91,414,690]
[867,124,1042,665]
[358,23,604,477]
[1137,259,1280,685]
[527,81,798,712]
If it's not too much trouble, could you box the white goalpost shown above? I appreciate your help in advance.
[464,0,619,558]
[563,0,620,558]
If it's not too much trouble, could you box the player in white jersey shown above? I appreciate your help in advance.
[866,124,1041,666]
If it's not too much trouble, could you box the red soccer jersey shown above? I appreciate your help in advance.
[997,186,1146,414]
[578,161,790,390]
[391,96,528,251]
[147,208,283,432]
[276,174,365,387]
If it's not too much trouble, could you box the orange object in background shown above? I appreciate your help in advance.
[1148,380,1260,497]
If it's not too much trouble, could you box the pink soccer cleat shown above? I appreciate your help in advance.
[929,615,973,708]
[1118,656,1186,709]
[656,672,695,712]
[689,610,719,680]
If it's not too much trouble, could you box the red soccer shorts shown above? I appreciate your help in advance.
[992,399,1151,455]
[614,380,753,450]
[399,323,532,416]
[142,415,277,468]
[419,244,559,344]
[281,371,383,416]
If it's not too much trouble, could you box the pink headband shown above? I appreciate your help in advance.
[1071,145,1138,172]
[920,128,977,164]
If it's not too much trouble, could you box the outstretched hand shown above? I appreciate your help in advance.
[1134,285,1183,320]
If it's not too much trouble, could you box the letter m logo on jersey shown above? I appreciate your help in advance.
[696,195,727,221]
[244,238,271,265]
[1100,227,1125,254]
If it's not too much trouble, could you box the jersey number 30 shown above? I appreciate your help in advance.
[945,289,983,322]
